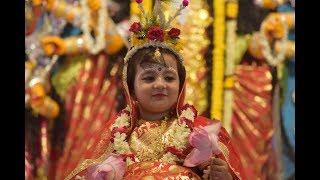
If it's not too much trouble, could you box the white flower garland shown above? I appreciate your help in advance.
[180,108,195,121]
[80,0,107,55]
[113,132,131,154]
[111,106,196,165]
[159,152,180,164]
[112,113,130,129]
[162,121,191,150]
[260,18,288,66]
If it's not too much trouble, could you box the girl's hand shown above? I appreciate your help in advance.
[202,157,233,180]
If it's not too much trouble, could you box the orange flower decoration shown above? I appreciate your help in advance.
[41,36,66,56]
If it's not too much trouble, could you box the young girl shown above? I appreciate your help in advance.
[65,1,246,179]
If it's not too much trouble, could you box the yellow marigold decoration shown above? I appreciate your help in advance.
[226,1,238,19]
[105,34,124,55]
[224,76,235,89]
[131,36,145,47]
[211,0,226,120]
[25,60,36,70]
[37,96,60,120]
[174,0,211,114]
[87,0,101,12]
[262,0,279,9]
[45,0,55,11]
[31,0,42,6]
[41,36,66,56]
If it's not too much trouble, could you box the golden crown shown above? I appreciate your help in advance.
[124,0,189,63]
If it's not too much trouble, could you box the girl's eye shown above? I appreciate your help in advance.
[165,76,175,82]
[142,76,155,82]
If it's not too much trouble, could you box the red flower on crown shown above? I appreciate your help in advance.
[147,26,164,42]
[183,0,189,7]
[129,22,142,33]
[168,28,181,39]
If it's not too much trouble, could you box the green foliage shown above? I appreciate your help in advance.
[51,55,86,99]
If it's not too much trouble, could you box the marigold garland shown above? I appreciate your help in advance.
[177,0,211,114]
[211,0,226,120]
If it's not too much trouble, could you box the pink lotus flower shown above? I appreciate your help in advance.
[86,154,126,180]
[183,122,221,167]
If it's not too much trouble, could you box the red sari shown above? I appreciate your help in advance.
[231,64,278,179]
[54,53,120,180]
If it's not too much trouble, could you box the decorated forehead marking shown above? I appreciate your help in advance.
[136,65,178,77]
[154,48,162,63]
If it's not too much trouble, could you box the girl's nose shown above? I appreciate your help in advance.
[153,78,166,89]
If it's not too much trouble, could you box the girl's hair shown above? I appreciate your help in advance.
[126,47,186,95]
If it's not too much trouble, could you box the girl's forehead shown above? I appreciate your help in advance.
[138,60,178,74]
[137,63,178,75]
[138,54,178,70]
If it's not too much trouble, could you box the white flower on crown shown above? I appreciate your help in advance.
[180,108,195,122]
[112,113,130,129]
[113,132,131,154]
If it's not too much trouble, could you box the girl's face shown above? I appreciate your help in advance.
[133,53,180,115]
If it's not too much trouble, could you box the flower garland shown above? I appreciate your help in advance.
[223,0,238,133]
[80,0,107,55]
[45,0,82,26]
[211,0,225,120]
[254,0,285,9]
[109,104,197,166]
[180,0,211,115]
[260,18,288,66]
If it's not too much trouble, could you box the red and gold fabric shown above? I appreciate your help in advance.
[231,64,277,179]
[64,112,246,179]
[54,53,121,179]
[124,161,201,179]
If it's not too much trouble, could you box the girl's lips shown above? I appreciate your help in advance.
[152,93,167,97]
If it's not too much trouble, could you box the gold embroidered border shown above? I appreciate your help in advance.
[64,145,113,180]
[219,141,242,180]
